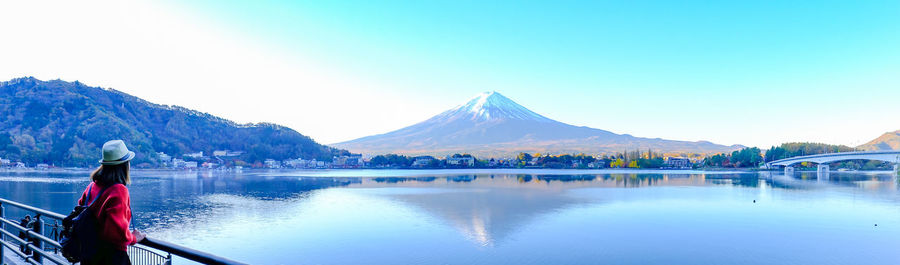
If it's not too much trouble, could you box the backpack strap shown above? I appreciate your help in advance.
[86,183,110,208]
[80,184,92,206]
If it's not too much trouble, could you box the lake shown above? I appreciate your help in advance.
[1,169,899,264]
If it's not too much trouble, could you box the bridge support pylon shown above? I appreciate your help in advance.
[816,164,830,181]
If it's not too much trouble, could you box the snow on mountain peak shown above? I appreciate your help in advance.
[447,91,554,122]
[467,91,502,111]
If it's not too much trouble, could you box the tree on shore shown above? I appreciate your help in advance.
[764,142,856,162]
[703,147,762,168]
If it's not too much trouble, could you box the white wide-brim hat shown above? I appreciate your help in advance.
[100,140,135,165]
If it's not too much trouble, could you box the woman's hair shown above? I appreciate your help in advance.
[91,162,131,186]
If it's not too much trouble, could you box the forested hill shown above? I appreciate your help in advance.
[0,77,346,167]
[763,142,857,162]
[858,130,900,151]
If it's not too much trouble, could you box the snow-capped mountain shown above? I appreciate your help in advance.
[333,92,742,157]
[440,91,555,122]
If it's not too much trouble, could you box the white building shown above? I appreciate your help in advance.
[412,157,434,167]
[571,160,583,168]
[283,158,308,168]
[664,157,692,169]
[184,161,198,169]
[333,155,364,168]
[171,158,186,168]
[213,150,244,157]
[587,161,605,168]
[447,156,475,167]
[157,152,172,162]
[264,159,281,169]
[186,151,204,159]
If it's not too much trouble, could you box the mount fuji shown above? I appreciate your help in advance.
[333,92,743,157]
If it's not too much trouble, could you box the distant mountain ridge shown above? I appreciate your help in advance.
[0,77,345,166]
[334,91,743,157]
[858,130,900,151]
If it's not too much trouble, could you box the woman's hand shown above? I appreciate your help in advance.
[132,229,146,243]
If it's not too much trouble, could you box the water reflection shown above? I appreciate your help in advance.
[381,180,587,246]
[372,176,437,183]
[3,170,897,222]
[0,170,363,230]
[2,169,899,265]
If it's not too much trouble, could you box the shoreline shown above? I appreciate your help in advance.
[2,167,893,176]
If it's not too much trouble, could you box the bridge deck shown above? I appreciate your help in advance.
[767,151,900,167]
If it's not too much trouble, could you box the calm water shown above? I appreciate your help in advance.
[1,169,899,264]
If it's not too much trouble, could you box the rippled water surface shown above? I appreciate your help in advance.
[2,169,899,264]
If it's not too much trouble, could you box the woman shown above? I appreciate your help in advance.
[78,140,145,265]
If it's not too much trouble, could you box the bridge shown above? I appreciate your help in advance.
[766,150,900,173]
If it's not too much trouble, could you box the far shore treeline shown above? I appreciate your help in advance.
[702,142,892,170]
[369,142,892,170]
[369,151,670,169]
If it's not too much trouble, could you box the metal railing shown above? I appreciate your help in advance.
[127,243,171,265]
[0,197,247,265]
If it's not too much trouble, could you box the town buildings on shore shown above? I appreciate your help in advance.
[663,157,693,169]
[154,150,363,169]
[1,151,707,170]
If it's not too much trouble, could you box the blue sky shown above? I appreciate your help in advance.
[2,0,899,148]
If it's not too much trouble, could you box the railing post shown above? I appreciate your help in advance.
[50,220,59,254]
[33,214,43,264]
[0,201,5,263]
[166,253,173,265]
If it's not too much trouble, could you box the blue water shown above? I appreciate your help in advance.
[1,169,899,264]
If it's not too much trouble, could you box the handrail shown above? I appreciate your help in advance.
[140,237,247,265]
[0,239,40,265]
[0,217,62,248]
[0,198,67,220]
[0,197,249,265]
[0,227,68,265]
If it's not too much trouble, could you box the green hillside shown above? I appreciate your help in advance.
[0,77,346,167]
[858,130,900,151]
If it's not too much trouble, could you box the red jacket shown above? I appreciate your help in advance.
[78,182,137,251]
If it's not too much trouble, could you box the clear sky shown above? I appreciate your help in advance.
[1,0,899,148]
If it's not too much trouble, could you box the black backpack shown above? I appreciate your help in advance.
[59,184,109,263]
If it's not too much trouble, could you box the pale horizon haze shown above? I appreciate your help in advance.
[2,0,899,149]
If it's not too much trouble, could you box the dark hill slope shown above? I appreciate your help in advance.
[0,77,344,166]
[858,130,900,151]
